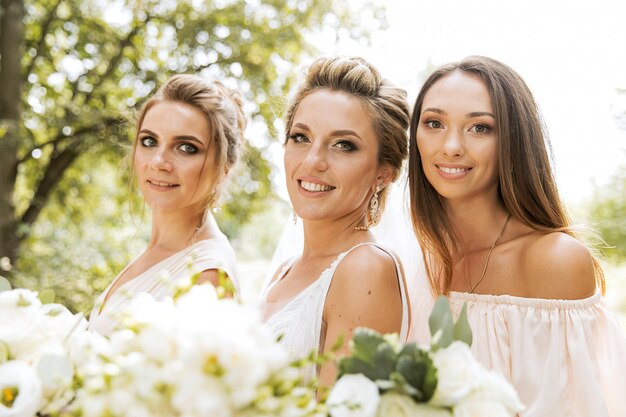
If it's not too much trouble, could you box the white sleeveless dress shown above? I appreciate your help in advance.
[260,243,410,380]
[89,235,239,336]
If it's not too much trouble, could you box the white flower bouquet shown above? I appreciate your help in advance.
[326,297,524,417]
[0,276,88,417]
[69,284,324,417]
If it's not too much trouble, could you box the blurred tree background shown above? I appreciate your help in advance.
[588,164,626,262]
[2,0,625,321]
[0,0,385,312]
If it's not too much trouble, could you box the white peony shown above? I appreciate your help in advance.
[327,374,380,417]
[376,392,453,417]
[0,290,43,360]
[453,397,512,417]
[463,369,523,416]
[0,360,43,417]
[429,341,482,407]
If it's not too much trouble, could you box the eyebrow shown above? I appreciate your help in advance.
[421,108,495,119]
[138,129,206,145]
[291,123,363,141]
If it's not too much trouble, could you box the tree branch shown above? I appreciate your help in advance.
[18,115,124,164]
[82,16,151,105]
[19,144,79,228]
[23,0,62,78]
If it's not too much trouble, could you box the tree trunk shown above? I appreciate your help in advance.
[0,0,25,277]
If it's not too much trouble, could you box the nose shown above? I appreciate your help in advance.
[301,143,328,171]
[148,148,173,171]
[442,129,464,158]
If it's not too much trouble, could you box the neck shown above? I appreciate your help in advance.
[148,208,220,251]
[300,215,372,260]
[444,196,509,254]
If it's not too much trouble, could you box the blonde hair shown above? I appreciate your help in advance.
[408,56,605,295]
[131,74,246,213]
[284,56,409,218]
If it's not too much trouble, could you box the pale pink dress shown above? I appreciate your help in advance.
[88,236,239,336]
[410,287,626,417]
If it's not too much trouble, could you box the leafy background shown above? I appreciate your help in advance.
[0,0,624,326]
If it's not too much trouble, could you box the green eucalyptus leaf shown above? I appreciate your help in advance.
[395,344,437,401]
[429,296,454,350]
[453,302,473,346]
[337,356,377,380]
[0,276,11,292]
[370,342,397,380]
[38,289,55,304]
[421,356,438,402]
[350,327,387,364]
[387,371,419,396]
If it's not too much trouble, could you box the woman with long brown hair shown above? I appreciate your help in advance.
[408,56,625,416]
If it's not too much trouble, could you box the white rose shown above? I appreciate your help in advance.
[36,353,74,398]
[0,290,43,360]
[327,374,380,417]
[429,341,481,407]
[0,360,43,417]
[467,369,523,416]
[377,392,453,417]
[171,369,231,417]
[453,397,511,417]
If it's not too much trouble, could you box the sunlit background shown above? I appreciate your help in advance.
[2,0,624,325]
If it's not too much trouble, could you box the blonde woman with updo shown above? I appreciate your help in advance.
[259,56,412,387]
[89,74,245,336]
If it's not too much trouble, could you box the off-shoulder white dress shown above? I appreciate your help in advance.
[89,235,239,336]
[259,242,410,380]
[409,287,626,417]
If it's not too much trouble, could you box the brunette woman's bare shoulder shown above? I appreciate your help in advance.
[521,232,596,300]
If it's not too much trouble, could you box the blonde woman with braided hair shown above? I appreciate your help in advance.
[259,56,412,387]
[89,74,245,336]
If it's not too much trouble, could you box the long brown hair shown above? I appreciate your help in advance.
[408,55,605,295]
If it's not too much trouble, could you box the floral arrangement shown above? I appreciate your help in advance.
[0,276,88,417]
[69,284,324,417]
[326,297,524,417]
[1,269,523,417]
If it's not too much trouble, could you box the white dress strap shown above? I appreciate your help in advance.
[320,242,410,342]
[260,241,411,381]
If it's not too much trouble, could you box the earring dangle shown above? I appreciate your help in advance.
[291,208,298,224]
[369,185,381,225]
[355,185,383,231]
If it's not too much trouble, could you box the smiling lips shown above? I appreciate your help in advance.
[436,164,472,177]
[299,180,336,193]
[147,179,179,188]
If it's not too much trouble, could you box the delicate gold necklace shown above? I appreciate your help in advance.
[469,213,512,294]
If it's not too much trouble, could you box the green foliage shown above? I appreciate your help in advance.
[395,344,437,401]
[336,299,472,403]
[429,296,472,350]
[337,328,438,403]
[8,0,384,309]
[587,163,626,261]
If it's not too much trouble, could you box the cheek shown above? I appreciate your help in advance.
[133,150,145,172]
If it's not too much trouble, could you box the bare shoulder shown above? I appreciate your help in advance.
[334,244,399,290]
[521,232,596,299]
[325,244,401,316]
